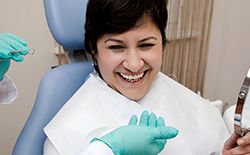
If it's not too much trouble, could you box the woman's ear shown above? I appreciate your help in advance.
[92,52,103,78]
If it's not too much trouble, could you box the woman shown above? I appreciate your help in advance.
[43,0,250,154]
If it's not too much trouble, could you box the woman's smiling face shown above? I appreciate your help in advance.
[96,17,163,100]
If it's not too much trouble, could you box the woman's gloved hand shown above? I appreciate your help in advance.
[0,33,29,80]
[92,111,179,155]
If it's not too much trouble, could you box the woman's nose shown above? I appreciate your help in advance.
[123,50,144,72]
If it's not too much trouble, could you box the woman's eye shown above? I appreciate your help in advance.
[108,45,125,52]
[139,43,154,50]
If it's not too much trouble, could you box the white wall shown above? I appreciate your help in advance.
[204,0,250,106]
[0,0,57,154]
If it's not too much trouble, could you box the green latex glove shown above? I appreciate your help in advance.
[0,59,10,81]
[0,33,29,80]
[93,111,178,155]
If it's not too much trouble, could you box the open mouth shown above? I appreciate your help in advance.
[119,71,147,83]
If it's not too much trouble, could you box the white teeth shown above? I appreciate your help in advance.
[120,72,144,82]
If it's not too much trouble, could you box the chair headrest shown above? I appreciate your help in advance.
[44,0,88,50]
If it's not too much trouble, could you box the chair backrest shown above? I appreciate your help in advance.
[12,0,90,154]
[12,62,93,155]
[44,0,88,50]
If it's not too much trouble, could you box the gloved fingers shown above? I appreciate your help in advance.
[20,49,29,55]
[0,34,29,55]
[11,53,24,62]
[10,43,29,55]
[154,139,167,151]
[0,49,12,59]
[0,40,15,57]
[129,115,138,125]
[2,33,27,46]
[139,110,149,126]
[0,50,26,62]
[153,127,179,140]
[156,117,165,127]
[148,112,157,127]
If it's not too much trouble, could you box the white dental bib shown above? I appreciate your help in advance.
[44,72,229,155]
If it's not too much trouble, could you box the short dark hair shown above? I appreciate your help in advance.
[84,0,168,55]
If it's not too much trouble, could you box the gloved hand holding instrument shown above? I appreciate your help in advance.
[0,33,29,81]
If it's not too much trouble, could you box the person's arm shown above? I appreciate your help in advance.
[44,111,178,155]
[86,111,178,155]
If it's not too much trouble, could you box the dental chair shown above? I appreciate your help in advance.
[12,0,92,154]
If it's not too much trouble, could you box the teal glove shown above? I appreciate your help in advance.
[93,111,178,155]
[0,33,29,80]
[0,59,10,81]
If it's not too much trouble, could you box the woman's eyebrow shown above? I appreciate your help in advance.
[139,36,157,43]
[104,38,124,43]
[104,36,157,44]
